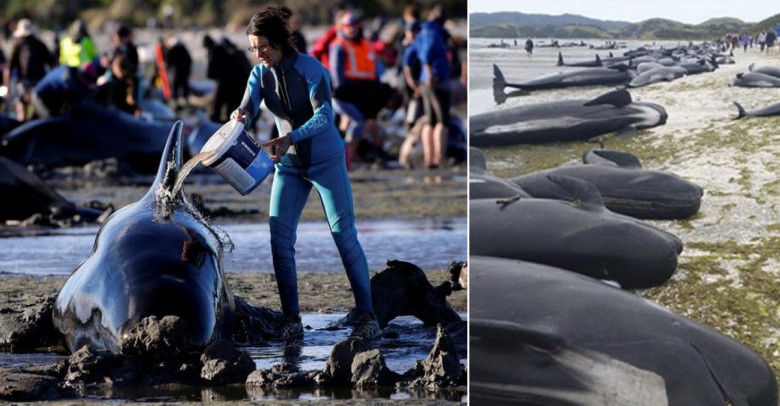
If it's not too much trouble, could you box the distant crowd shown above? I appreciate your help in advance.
[0,4,467,170]
[716,23,780,53]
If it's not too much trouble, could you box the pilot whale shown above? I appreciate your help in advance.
[471,256,778,406]
[492,64,629,104]
[52,120,236,353]
[471,89,668,147]
[470,176,683,289]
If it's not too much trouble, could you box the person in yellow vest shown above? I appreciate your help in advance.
[329,12,394,167]
[59,20,98,67]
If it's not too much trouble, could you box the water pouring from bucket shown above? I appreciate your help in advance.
[172,120,274,196]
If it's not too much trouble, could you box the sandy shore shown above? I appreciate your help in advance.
[483,44,780,375]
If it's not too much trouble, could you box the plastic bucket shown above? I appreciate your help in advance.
[201,120,273,195]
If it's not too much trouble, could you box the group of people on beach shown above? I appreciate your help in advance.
[719,23,780,53]
[0,17,197,122]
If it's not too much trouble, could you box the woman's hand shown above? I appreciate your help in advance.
[263,134,292,163]
[230,108,248,124]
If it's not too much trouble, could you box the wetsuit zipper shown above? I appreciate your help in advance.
[278,66,301,167]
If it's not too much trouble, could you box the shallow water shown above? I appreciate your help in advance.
[0,219,466,276]
[0,312,467,402]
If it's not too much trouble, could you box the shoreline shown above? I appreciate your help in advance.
[0,270,467,314]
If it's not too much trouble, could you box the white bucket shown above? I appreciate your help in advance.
[201,120,273,195]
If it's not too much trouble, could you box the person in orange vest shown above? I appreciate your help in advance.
[329,12,393,167]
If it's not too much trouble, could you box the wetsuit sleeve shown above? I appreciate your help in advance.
[238,65,264,126]
[288,58,334,143]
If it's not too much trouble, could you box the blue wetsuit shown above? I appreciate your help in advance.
[238,51,373,316]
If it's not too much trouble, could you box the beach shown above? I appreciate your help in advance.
[471,38,780,375]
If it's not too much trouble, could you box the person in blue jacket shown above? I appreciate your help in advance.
[230,7,380,340]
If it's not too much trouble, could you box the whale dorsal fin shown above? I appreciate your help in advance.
[146,120,185,204]
[547,175,605,210]
[583,89,633,108]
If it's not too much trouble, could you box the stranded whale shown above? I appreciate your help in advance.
[470,176,683,289]
[471,256,778,406]
[471,89,668,147]
[52,120,236,353]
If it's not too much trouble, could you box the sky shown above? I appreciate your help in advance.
[469,0,780,25]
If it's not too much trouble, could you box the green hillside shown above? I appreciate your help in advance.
[471,12,765,40]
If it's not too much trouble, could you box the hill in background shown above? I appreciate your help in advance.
[470,11,779,40]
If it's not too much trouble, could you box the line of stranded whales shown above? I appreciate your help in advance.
[0,121,465,400]
[0,101,221,174]
[0,102,224,228]
[471,256,778,405]
[494,43,728,104]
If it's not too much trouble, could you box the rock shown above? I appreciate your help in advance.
[232,296,284,345]
[0,296,62,352]
[0,369,68,401]
[120,315,196,360]
[200,340,255,384]
[246,369,279,386]
[448,261,468,291]
[351,349,400,386]
[323,337,373,385]
[405,324,465,388]
[65,346,123,384]
[368,259,462,328]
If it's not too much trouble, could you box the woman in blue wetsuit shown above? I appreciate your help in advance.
[230,7,380,340]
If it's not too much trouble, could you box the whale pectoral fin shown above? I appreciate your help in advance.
[585,149,643,169]
[583,89,633,108]
[546,175,605,211]
[614,126,638,138]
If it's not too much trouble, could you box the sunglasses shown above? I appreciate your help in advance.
[247,43,271,54]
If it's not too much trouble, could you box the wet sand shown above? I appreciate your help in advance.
[0,269,466,313]
[1,165,467,313]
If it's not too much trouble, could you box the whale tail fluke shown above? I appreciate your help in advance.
[733,101,747,120]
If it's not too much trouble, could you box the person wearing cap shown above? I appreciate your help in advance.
[329,11,394,166]
[3,18,55,121]
[229,7,381,340]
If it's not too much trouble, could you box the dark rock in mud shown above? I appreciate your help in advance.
[120,315,196,359]
[368,259,462,328]
[232,296,284,345]
[0,296,62,352]
[404,324,465,389]
[0,362,72,401]
[448,261,468,291]
[323,337,374,385]
[64,346,124,384]
[351,349,401,386]
[64,315,254,387]
[200,340,255,384]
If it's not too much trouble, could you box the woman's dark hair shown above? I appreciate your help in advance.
[246,7,295,54]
